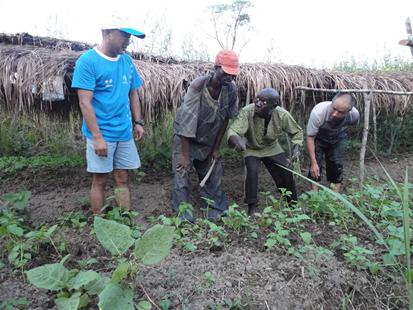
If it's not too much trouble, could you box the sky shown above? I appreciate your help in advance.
[0,0,412,68]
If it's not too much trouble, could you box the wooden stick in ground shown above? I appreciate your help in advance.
[199,159,216,188]
[359,88,372,188]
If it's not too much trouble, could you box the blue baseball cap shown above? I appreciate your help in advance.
[118,28,145,39]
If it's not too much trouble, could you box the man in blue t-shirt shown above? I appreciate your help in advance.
[72,22,146,215]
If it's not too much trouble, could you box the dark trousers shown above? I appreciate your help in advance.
[308,138,344,184]
[172,153,227,213]
[244,153,297,206]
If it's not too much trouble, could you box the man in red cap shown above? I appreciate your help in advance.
[172,49,240,222]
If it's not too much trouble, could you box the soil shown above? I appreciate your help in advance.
[0,154,412,309]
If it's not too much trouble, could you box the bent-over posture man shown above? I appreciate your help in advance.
[72,22,145,214]
[172,50,240,222]
[228,88,303,215]
[306,93,359,192]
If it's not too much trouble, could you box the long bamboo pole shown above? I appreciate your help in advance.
[295,86,413,96]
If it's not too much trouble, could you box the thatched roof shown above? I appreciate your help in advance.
[1,33,412,124]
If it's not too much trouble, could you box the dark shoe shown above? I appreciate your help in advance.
[207,208,226,219]
[179,211,195,224]
[247,204,257,216]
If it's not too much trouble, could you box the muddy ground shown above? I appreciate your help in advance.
[0,153,412,309]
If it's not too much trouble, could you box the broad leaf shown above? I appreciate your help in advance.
[47,224,58,236]
[265,238,277,249]
[134,225,175,265]
[7,224,24,236]
[98,283,134,310]
[26,263,73,291]
[300,232,312,245]
[55,292,81,310]
[2,191,31,210]
[71,270,100,290]
[137,300,152,310]
[79,293,90,308]
[93,217,134,256]
[84,275,110,295]
[388,239,405,256]
[112,262,129,284]
[383,253,397,266]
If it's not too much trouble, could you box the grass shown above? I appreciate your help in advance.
[0,112,82,157]
[0,154,84,178]
[138,113,174,170]
[332,52,413,73]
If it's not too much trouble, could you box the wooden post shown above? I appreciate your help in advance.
[372,101,377,153]
[359,90,372,188]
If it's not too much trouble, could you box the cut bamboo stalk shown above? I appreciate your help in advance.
[359,87,372,188]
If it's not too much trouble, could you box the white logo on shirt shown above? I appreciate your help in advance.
[104,79,113,88]
[122,75,129,85]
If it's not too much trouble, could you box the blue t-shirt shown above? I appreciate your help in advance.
[72,48,143,141]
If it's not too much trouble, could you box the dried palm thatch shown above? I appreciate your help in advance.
[0,32,92,51]
[1,33,413,125]
[238,63,413,120]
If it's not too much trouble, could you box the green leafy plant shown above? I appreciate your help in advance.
[203,271,216,287]
[222,203,249,232]
[0,297,28,310]
[332,234,377,272]
[300,189,354,226]
[157,203,197,252]
[284,163,412,308]
[26,218,175,309]
[1,191,60,270]
[256,193,311,254]
[60,211,88,229]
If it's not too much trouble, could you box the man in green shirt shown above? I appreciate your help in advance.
[228,88,303,215]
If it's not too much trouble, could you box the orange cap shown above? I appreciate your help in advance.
[215,49,240,75]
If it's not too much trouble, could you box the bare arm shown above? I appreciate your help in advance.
[129,89,144,140]
[177,135,191,171]
[306,135,320,178]
[77,89,107,157]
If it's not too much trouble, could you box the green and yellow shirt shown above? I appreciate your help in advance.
[227,104,303,158]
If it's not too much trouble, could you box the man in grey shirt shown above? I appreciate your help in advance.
[172,50,240,222]
[306,93,359,192]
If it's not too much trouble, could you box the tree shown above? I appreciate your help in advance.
[208,0,253,53]
[181,35,210,62]
[136,10,173,57]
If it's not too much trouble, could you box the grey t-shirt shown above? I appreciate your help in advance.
[306,101,359,138]
[174,75,238,160]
